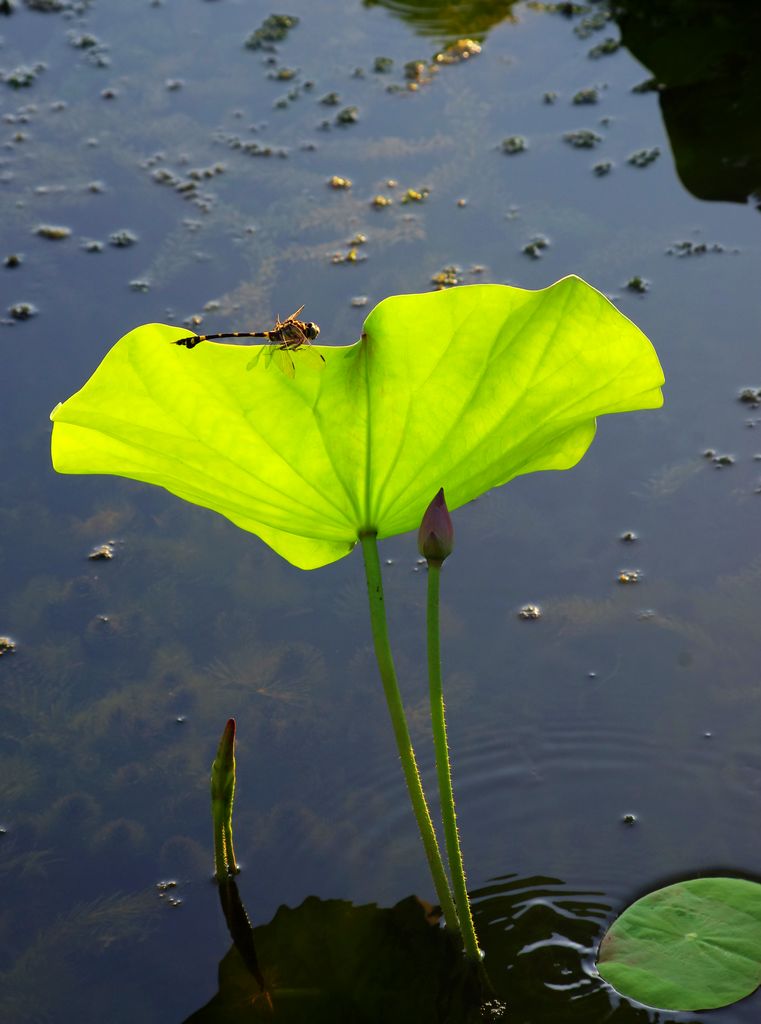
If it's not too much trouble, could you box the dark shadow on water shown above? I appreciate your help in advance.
[611,0,761,206]
[186,874,695,1023]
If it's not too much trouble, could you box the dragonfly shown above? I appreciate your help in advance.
[172,306,324,379]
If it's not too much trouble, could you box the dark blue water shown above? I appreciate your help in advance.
[2,1,760,1020]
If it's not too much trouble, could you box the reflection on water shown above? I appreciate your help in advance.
[363,0,519,42]
[189,878,483,1023]
[611,0,761,205]
[188,874,697,1023]
[366,0,761,206]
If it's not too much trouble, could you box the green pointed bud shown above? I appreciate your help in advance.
[211,718,236,804]
[211,718,239,880]
[418,488,454,565]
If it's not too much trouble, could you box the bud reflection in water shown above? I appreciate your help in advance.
[187,874,687,1023]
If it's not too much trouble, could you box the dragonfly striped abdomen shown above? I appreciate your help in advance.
[172,306,324,378]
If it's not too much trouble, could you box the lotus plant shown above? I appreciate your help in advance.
[50,276,664,956]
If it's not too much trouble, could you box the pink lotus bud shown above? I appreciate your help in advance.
[418,488,454,565]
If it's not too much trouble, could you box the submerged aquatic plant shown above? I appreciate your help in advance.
[50,276,664,953]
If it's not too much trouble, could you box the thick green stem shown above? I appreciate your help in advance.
[427,562,481,961]
[359,532,459,931]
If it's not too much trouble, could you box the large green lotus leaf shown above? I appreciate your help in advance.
[51,276,664,569]
[597,877,761,1011]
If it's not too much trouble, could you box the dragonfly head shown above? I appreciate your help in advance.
[304,322,320,341]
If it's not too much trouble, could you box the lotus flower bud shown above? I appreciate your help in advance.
[418,488,454,565]
[211,718,239,879]
[211,718,236,807]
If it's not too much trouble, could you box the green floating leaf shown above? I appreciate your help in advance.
[597,877,761,1011]
[51,277,663,569]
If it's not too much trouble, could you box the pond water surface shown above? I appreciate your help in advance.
[2,1,761,1021]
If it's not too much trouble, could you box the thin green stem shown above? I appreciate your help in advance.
[212,803,229,882]
[359,532,459,931]
[427,562,481,960]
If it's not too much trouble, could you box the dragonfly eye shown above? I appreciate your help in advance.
[304,322,319,340]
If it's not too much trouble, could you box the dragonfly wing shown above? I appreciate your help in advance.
[246,344,266,370]
[295,344,326,371]
[272,346,296,378]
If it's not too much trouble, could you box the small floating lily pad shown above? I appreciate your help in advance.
[617,569,639,584]
[35,224,71,240]
[404,59,429,82]
[666,239,725,257]
[88,542,114,560]
[401,187,428,204]
[588,37,620,59]
[433,38,481,65]
[628,147,660,168]
[244,14,299,50]
[574,9,609,38]
[431,265,460,288]
[522,235,549,260]
[68,32,98,49]
[563,129,602,149]
[108,229,138,248]
[631,77,660,94]
[3,64,41,88]
[597,877,761,1011]
[9,302,37,319]
[501,135,527,154]
[572,86,599,105]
